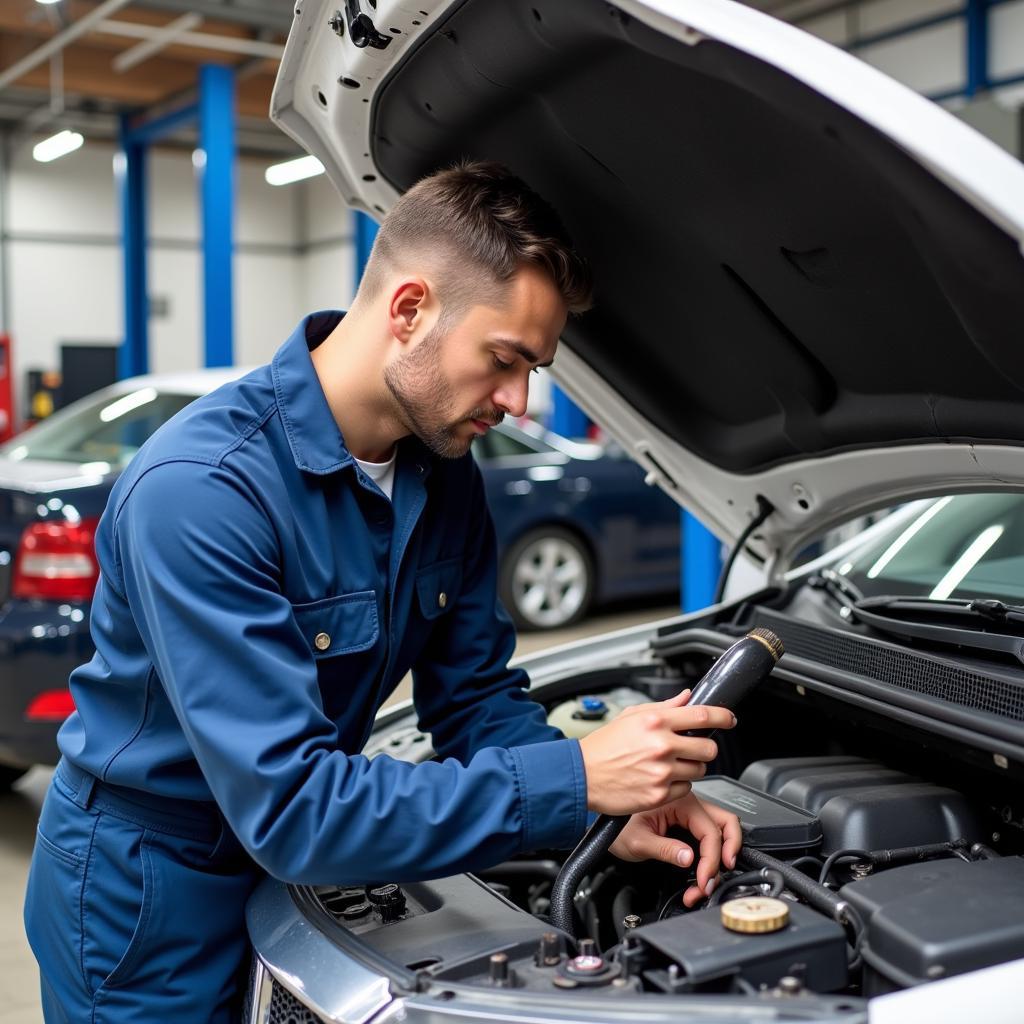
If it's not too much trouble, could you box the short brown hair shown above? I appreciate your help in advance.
[357,160,592,322]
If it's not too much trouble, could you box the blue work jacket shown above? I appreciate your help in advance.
[58,311,589,884]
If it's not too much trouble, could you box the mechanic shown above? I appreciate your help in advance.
[24,161,740,1022]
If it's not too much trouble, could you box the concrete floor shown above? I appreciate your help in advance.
[0,603,677,1023]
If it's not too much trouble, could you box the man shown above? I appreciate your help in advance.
[25,161,739,1022]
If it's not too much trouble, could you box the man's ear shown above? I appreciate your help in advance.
[388,277,429,344]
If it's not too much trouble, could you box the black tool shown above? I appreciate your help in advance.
[548,628,784,938]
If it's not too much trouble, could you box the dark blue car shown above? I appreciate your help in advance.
[0,370,680,784]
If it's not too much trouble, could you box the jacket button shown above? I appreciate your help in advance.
[438,592,447,609]
[314,632,331,651]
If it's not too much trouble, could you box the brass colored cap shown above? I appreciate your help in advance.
[747,627,784,662]
[720,896,790,933]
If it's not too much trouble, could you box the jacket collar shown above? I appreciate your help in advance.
[272,310,433,479]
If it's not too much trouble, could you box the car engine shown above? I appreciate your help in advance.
[294,623,1024,1012]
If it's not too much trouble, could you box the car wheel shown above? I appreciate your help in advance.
[500,526,595,631]
[0,765,28,792]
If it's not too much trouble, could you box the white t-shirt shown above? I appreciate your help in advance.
[353,449,397,501]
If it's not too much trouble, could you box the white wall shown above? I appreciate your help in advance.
[2,138,356,419]
[300,171,357,314]
[799,0,1024,114]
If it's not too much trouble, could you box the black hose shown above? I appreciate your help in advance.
[738,847,865,951]
[549,630,784,937]
[713,496,774,605]
[818,849,871,885]
[549,815,629,935]
[868,838,969,867]
[818,839,971,886]
[789,855,824,875]
[706,867,785,907]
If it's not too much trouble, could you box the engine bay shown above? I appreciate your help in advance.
[304,625,1024,1009]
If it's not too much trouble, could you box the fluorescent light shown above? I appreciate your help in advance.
[33,130,84,163]
[35,0,63,5]
[866,496,953,579]
[265,155,324,186]
[929,525,1005,600]
[99,387,157,423]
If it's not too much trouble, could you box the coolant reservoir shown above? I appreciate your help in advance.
[547,688,647,739]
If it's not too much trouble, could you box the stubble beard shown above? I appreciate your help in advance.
[383,320,479,460]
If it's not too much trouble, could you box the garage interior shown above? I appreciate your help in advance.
[1,0,1024,1020]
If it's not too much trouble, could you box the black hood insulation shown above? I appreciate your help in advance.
[370,0,1024,474]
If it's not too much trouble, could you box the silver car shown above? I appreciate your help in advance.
[244,0,1024,1020]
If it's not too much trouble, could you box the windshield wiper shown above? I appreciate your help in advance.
[806,572,1024,665]
[858,595,1024,627]
[854,595,1024,666]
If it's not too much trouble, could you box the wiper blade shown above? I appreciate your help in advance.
[852,595,1024,667]
[857,595,1024,627]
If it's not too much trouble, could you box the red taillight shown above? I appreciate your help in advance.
[12,517,100,601]
[24,689,76,721]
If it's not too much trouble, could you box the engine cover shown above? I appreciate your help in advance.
[738,756,981,852]
[840,856,1024,995]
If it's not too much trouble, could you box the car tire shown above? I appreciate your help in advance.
[500,526,595,631]
[0,765,28,792]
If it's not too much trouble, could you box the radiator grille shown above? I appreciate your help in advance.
[268,982,324,1024]
[754,608,1024,721]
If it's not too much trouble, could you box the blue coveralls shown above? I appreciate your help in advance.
[24,311,589,1022]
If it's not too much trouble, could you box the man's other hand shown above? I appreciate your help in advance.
[607,793,742,907]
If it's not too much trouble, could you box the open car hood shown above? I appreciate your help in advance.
[271,0,1024,573]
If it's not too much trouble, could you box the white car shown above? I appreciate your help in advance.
[242,1,1024,1021]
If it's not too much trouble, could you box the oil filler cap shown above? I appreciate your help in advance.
[721,896,790,934]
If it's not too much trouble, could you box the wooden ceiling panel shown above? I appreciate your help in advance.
[0,2,294,151]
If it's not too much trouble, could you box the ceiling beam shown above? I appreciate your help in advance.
[112,11,203,73]
[135,0,293,33]
[98,19,284,60]
[0,0,135,92]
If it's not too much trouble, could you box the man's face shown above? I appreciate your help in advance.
[384,265,567,459]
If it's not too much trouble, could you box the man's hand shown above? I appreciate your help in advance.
[608,793,742,908]
[578,688,736,816]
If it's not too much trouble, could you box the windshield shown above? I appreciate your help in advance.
[832,493,1024,605]
[0,387,197,471]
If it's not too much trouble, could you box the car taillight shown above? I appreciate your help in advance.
[24,689,76,721]
[12,517,100,601]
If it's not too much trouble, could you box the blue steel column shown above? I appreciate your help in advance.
[199,65,235,367]
[354,210,379,289]
[118,114,149,378]
[549,385,590,438]
[966,0,990,98]
[682,510,722,612]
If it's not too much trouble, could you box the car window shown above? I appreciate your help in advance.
[831,493,1024,603]
[476,427,552,460]
[0,388,197,469]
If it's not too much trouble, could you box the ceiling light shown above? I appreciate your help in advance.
[35,0,63,5]
[33,129,84,163]
[265,155,324,186]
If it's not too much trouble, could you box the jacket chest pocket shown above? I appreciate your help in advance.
[292,590,380,659]
[415,557,463,621]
